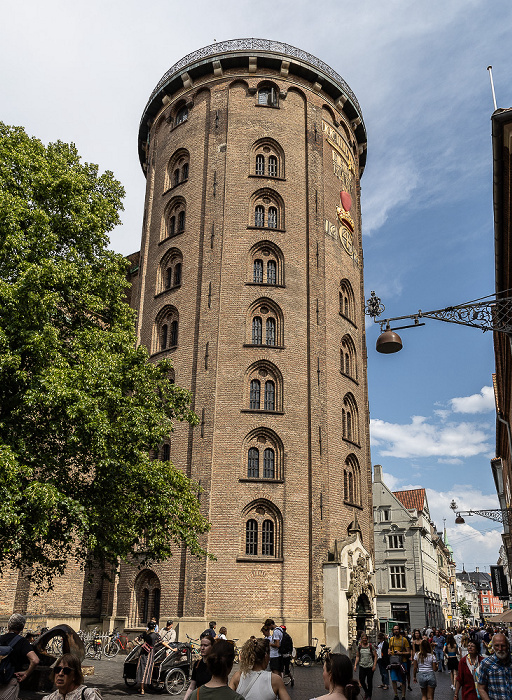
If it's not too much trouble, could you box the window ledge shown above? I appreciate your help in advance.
[240,409,284,416]
[162,180,188,196]
[343,438,361,448]
[255,104,280,110]
[247,226,286,233]
[340,371,359,385]
[243,343,285,350]
[339,312,358,329]
[248,174,286,182]
[171,119,188,131]
[155,285,181,299]
[246,282,285,289]
[344,500,363,510]
[236,556,283,563]
[239,477,284,484]
[159,232,184,245]
[150,346,177,358]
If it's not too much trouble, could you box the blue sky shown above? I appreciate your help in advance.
[2,0,511,571]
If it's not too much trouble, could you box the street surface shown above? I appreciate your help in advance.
[22,655,456,700]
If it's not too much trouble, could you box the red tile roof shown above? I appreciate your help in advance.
[392,488,426,512]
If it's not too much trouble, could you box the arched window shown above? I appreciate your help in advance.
[153,305,179,354]
[257,85,278,107]
[344,454,361,506]
[339,279,356,324]
[268,207,278,229]
[242,429,283,482]
[253,259,263,284]
[245,519,258,555]
[341,335,357,380]
[159,248,183,294]
[266,318,276,346]
[241,500,282,560]
[264,380,275,411]
[247,242,284,287]
[247,448,259,478]
[255,205,265,227]
[162,444,170,461]
[247,299,283,347]
[130,570,161,628]
[250,190,284,230]
[263,448,275,478]
[342,393,359,444]
[251,139,285,179]
[244,361,283,413]
[175,105,188,125]
[252,317,262,345]
[256,154,265,176]
[166,149,190,191]
[262,520,274,556]
[250,380,261,409]
[267,260,276,285]
[163,198,186,241]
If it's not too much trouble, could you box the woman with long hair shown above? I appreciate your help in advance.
[444,634,460,690]
[135,620,173,695]
[229,638,290,700]
[413,639,438,700]
[183,632,213,700]
[459,634,469,659]
[454,640,483,700]
[198,640,244,700]
[43,654,100,700]
[310,653,360,700]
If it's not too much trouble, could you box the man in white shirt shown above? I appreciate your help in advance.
[160,620,177,644]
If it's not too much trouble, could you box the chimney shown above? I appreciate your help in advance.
[475,567,480,573]
[374,465,383,483]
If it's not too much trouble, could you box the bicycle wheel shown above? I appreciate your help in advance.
[85,642,96,659]
[103,640,120,658]
[164,668,187,695]
[301,654,313,667]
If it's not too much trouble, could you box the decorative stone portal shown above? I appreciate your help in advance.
[323,530,376,654]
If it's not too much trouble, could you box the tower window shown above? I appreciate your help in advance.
[263,448,275,479]
[178,211,185,232]
[250,380,261,410]
[245,519,258,555]
[252,317,262,345]
[253,259,264,284]
[262,520,274,556]
[268,207,278,229]
[175,106,188,125]
[268,156,277,177]
[264,380,275,411]
[247,448,259,478]
[267,260,276,285]
[256,154,265,176]
[266,318,276,346]
[255,205,265,227]
[258,87,278,107]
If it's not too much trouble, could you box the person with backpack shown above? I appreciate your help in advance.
[0,613,39,700]
[354,633,377,700]
[278,626,294,686]
[264,619,283,676]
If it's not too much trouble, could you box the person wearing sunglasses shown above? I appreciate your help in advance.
[43,654,100,700]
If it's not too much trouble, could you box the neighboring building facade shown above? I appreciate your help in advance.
[2,39,375,651]
[457,570,503,621]
[455,577,480,626]
[436,532,458,628]
[491,106,512,581]
[373,466,443,630]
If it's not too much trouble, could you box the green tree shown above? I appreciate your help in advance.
[457,597,472,623]
[0,123,209,589]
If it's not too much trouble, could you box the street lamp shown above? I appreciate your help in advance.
[449,499,512,527]
[364,291,512,354]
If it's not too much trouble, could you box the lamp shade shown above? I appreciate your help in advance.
[376,329,403,354]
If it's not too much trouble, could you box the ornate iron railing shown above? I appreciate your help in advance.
[143,38,363,121]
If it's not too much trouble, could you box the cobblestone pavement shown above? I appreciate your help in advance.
[21,655,456,700]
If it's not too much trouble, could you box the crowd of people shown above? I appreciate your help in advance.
[3,613,512,700]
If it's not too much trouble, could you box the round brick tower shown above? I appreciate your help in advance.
[127,38,375,650]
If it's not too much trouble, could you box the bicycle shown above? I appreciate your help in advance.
[186,635,201,662]
[85,632,104,660]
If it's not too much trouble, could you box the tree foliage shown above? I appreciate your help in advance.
[457,597,472,622]
[0,123,209,589]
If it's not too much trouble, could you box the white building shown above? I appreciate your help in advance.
[373,465,443,630]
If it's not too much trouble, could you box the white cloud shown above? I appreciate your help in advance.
[450,386,495,414]
[370,415,491,459]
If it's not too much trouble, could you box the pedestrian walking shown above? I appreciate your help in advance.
[264,619,283,676]
[354,633,377,700]
[0,614,39,700]
[444,633,460,690]
[135,620,173,695]
[413,639,438,700]
[309,653,360,700]
[376,633,389,690]
[432,631,446,672]
[477,634,512,700]
[454,640,482,700]
[388,625,410,700]
[229,638,290,700]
